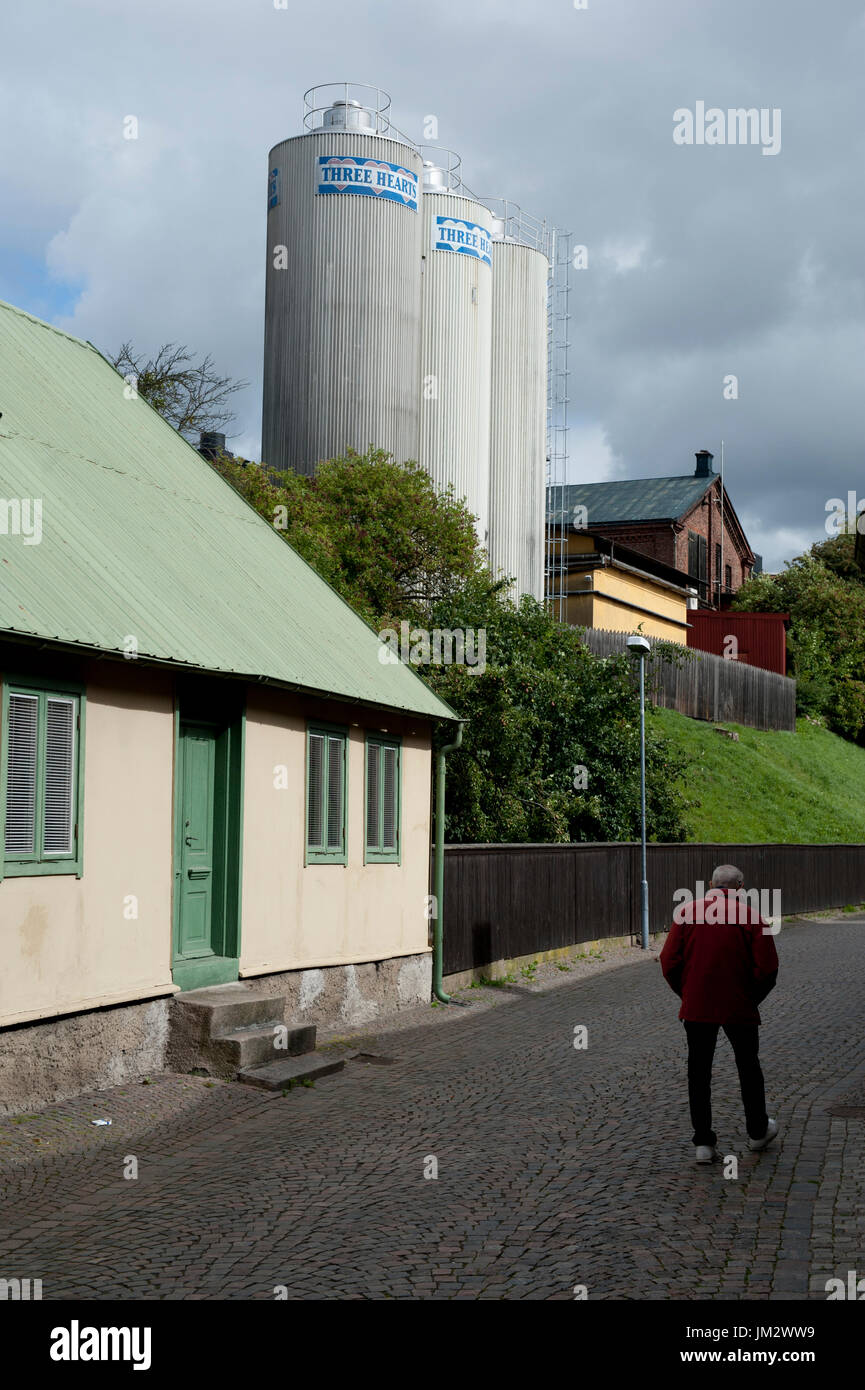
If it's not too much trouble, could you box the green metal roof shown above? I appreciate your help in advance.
[547,474,716,526]
[0,299,456,722]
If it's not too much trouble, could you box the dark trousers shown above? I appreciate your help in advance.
[684,1022,768,1147]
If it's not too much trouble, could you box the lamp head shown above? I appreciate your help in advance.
[626,635,651,656]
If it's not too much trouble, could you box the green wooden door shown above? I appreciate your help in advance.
[177,724,217,960]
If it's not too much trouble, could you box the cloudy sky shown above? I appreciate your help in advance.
[3,0,863,571]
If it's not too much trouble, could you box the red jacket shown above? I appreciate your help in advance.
[659,889,779,1024]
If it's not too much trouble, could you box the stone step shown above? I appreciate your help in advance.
[214,1024,317,1071]
[237,1053,345,1092]
[173,984,287,1036]
[168,984,295,1080]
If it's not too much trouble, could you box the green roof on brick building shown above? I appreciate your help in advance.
[547,474,717,527]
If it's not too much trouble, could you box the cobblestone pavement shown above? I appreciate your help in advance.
[1,916,863,1300]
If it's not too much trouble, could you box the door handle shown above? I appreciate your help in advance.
[185,835,199,846]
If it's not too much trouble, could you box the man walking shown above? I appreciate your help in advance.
[660,864,780,1164]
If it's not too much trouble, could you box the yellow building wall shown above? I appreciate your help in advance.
[0,664,175,1027]
[239,687,432,975]
[560,567,688,641]
[0,666,435,1029]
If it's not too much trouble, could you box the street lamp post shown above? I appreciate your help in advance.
[626,635,651,950]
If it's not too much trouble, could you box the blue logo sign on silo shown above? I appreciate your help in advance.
[316,155,419,211]
[268,167,279,209]
[431,216,492,266]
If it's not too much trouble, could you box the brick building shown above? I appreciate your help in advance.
[548,450,756,608]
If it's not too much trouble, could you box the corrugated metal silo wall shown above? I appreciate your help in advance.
[418,193,493,545]
[262,133,423,474]
[488,242,549,599]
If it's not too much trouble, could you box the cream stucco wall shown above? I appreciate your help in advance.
[0,664,175,1027]
[239,688,433,975]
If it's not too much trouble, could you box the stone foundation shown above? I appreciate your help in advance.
[0,997,171,1117]
[0,953,432,1114]
[239,951,433,1030]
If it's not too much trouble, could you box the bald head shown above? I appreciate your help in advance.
[711,864,744,889]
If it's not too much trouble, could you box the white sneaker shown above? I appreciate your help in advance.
[748,1118,779,1152]
[695,1145,716,1164]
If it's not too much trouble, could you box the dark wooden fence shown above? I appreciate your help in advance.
[581,627,796,732]
[442,842,865,975]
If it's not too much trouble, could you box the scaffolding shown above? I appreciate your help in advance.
[545,229,571,622]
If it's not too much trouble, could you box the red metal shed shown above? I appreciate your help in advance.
[687,611,789,676]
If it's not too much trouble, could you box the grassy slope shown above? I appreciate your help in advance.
[651,708,865,843]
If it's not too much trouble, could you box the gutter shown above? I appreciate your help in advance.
[432,720,466,1003]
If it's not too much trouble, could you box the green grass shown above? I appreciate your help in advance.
[652,708,865,843]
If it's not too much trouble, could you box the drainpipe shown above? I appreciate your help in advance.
[432,720,466,1003]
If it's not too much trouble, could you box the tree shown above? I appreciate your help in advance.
[209,447,691,842]
[109,342,248,440]
[733,556,865,740]
[421,576,691,843]
[809,530,864,583]
[213,448,486,627]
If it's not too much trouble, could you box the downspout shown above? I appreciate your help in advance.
[432,720,466,1003]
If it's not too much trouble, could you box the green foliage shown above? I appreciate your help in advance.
[732,556,865,740]
[210,448,691,845]
[214,448,484,627]
[809,530,863,583]
[652,707,865,842]
[423,576,690,843]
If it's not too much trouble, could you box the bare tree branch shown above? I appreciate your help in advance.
[110,341,249,439]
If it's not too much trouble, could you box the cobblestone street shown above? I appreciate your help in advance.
[1,915,863,1300]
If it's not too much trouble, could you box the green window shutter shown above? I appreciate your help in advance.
[307,731,325,848]
[326,735,343,851]
[306,724,347,864]
[366,743,380,850]
[5,692,38,855]
[2,679,84,877]
[382,744,398,851]
[43,696,76,855]
[365,736,401,863]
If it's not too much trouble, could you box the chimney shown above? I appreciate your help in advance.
[199,431,229,461]
[694,449,714,478]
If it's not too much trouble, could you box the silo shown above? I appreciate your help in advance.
[262,84,423,474]
[487,210,549,599]
[418,157,493,547]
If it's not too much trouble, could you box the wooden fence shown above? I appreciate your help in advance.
[581,627,796,732]
[441,842,865,975]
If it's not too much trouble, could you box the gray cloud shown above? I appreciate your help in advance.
[1,0,862,571]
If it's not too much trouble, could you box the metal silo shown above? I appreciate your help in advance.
[262,84,422,474]
[417,154,493,548]
[485,202,550,600]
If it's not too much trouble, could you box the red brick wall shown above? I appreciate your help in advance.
[590,524,679,568]
[592,480,753,601]
[677,483,753,597]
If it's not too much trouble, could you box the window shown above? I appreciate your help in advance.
[687,531,708,601]
[1,678,84,877]
[725,564,733,592]
[365,736,401,863]
[306,724,347,863]
[715,543,722,596]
